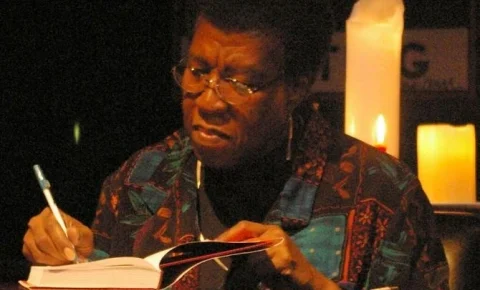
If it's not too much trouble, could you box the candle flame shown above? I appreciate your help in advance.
[74,121,81,145]
[375,114,386,144]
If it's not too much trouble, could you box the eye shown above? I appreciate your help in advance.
[188,66,210,80]
[227,78,255,95]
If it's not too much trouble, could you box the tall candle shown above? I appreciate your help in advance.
[345,0,404,158]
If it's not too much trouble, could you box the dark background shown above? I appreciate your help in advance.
[1,0,477,282]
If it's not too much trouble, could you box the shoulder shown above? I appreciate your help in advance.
[329,134,420,206]
[103,129,193,187]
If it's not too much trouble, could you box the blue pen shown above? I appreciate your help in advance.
[33,164,79,263]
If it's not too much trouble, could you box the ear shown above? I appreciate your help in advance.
[286,76,310,113]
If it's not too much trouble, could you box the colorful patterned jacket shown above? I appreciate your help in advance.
[91,104,449,289]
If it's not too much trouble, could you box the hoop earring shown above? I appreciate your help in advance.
[286,114,293,161]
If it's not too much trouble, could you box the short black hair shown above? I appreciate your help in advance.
[196,0,334,86]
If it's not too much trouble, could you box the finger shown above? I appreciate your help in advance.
[268,243,314,285]
[271,253,296,276]
[21,242,33,261]
[41,224,73,262]
[216,221,270,241]
[67,225,94,258]
[59,210,94,259]
[27,212,66,261]
[22,231,38,263]
[65,214,88,247]
[31,208,77,261]
[22,230,65,265]
[44,214,79,261]
[67,226,80,245]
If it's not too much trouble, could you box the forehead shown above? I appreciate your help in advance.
[188,17,283,71]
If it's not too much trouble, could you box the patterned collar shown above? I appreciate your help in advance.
[272,100,338,230]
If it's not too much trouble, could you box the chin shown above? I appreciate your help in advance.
[193,146,240,169]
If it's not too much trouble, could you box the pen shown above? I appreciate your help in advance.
[33,164,78,262]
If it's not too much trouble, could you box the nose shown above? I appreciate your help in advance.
[204,78,225,102]
[195,77,228,112]
[205,79,216,90]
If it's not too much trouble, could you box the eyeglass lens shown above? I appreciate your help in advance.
[173,64,250,105]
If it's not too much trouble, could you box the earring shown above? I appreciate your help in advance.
[286,114,293,161]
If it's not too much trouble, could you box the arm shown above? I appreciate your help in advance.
[22,161,133,265]
[88,170,132,260]
[364,184,449,289]
[402,186,450,289]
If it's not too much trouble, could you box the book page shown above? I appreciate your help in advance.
[33,256,157,271]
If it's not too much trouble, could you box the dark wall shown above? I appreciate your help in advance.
[1,1,181,281]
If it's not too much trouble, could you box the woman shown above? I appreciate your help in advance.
[23,1,449,289]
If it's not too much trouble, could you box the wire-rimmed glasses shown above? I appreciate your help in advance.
[172,58,283,105]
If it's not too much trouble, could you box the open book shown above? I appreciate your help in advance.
[19,238,282,290]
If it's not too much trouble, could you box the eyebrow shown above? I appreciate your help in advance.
[187,54,267,82]
[223,67,267,84]
[187,55,211,68]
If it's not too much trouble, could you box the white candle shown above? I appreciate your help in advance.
[417,124,476,203]
[345,0,404,158]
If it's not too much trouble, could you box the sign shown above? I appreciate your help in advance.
[311,28,470,92]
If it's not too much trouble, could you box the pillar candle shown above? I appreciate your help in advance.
[417,124,476,203]
[345,0,404,158]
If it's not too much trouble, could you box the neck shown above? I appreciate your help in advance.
[205,141,291,181]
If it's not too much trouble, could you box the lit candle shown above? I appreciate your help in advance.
[344,0,404,158]
[417,124,476,203]
[374,114,387,152]
[73,121,81,145]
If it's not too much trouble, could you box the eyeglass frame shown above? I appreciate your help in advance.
[171,58,284,105]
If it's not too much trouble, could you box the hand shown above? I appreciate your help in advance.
[22,207,94,265]
[216,220,340,289]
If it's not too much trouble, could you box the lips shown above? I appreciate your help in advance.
[192,125,231,142]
